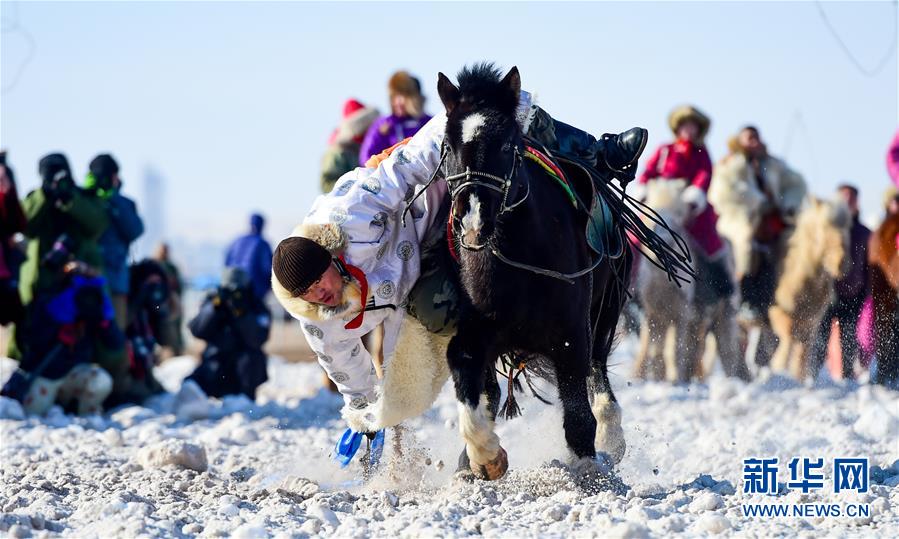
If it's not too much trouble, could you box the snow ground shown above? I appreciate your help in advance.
[0,338,897,538]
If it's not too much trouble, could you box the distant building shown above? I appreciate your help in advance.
[137,165,166,260]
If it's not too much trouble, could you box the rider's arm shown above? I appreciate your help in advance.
[298,309,389,407]
[691,150,713,192]
[638,145,663,184]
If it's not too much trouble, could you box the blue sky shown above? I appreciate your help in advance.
[2,1,897,263]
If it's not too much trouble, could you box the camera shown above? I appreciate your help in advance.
[41,234,76,271]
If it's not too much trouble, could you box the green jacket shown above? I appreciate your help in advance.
[320,143,362,194]
[18,188,108,304]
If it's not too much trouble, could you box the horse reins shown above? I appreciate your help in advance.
[442,140,609,284]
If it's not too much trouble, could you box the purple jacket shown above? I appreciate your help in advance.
[834,217,871,304]
[359,114,431,163]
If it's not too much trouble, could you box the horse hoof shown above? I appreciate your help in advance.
[472,447,508,480]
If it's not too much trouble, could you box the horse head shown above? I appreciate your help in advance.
[438,63,526,251]
[792,197,851,280]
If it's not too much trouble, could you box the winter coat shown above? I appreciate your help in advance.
[359,114,432,164]
[97,193,144,295]
[321,145,363,194]
[0,179,26,324]
[708,152,807,277]
[321,103,379,193]
[187,291,271,399]
[0,179,26,277]
[888,130,899,188]
[225,233,273,301]
[639,140,724,258]
[834,217,871,306]
[18,188,108,305]
[17,275,122,380]
[274,92,538,426]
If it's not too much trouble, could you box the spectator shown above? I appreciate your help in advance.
[887,130,899,188]
[320,99,379,193]
[810,184,871,379]
[225,213,273,302]
[153,242,185,355]
[86,154,144,330]
[9,153,108,360]
[1,260,121,416]
[185,268,271,399]
[359,71,431,163]
[869,187,899,386]
[0,151,27,326]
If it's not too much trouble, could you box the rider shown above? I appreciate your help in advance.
[708,125,807,320]
[638,105,733,304]
[272,75,647,433]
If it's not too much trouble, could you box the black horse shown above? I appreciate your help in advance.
[437,64,634,480]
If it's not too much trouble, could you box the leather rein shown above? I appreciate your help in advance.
[442,138,605,284]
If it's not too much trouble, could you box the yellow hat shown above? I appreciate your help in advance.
[668,105,711,140]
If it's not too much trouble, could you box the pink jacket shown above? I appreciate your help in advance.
[639,140,724,257]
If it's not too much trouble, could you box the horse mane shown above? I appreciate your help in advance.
[455,62,519,116]
[774,198,848,313]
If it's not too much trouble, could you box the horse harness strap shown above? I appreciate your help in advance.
[523,146,577,208]
[444,140,606,283]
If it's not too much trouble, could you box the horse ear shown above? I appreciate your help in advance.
[437,72,460,114]
[501,66,521,99]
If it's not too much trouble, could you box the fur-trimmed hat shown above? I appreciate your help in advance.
[272,222,355,322]
[331,99,380,146]
[668,105,711,140]
[272,236,332,298]
[388,71,423,99]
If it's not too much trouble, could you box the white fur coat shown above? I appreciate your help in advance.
[708,153,807,277]
[273,92,538,432]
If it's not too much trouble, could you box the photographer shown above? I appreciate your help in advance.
[2,258,122,416]
[86,154,144,329]
[19,154,108,302]
[185,267,271,400]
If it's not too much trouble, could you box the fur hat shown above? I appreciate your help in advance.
[272,223,356,322]
[668,105,711,141]
[272,236,332,298]
[388,71,423,99]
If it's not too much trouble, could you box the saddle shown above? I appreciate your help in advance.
[523,137,694,286]
[523,144,625,260]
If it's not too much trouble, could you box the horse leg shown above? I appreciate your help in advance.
[768,306,792,373]
[448,326,507,480]
[455,362,502,475]
[646,317,666,381]
[634,321,651,379]
[589,262,629,465]
[555,327,597,463]
[677,312,701,383]
[713,301,752,381]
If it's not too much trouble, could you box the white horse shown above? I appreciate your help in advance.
[634,179,749,382]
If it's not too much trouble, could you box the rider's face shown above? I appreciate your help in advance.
[391,94,409,117]
[676,121,700,143]
[299,263,344,306]
[739,129,763,156]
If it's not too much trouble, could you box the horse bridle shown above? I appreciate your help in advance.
[440,139,609,284]
[445,142,530,251]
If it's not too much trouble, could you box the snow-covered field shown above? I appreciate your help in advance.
[1,338,897,538]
